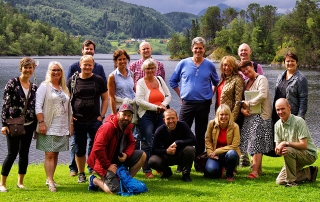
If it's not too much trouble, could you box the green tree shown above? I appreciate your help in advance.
[200,6,222,43]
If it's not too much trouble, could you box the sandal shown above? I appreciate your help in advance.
[16,184,27,189]
[0,185,7,192]
[48,183,57,192]
[247,173,259,179]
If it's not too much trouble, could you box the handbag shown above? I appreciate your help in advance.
[195,151,208,172]
[6,84,31,137]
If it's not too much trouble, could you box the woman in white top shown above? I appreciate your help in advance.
[136,58,171,178]
[35,61,72,192]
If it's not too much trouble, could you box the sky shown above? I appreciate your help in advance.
[121,0,296,15]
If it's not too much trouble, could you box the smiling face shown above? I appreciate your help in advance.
[116,54,128,70]
[50,64,62,81]
[139,42,152,60]
[275,99,291,122]
[20,64,35,79]
[117,111,133,130]
[222,59,234,77]
[240,65,255,79]
[80,58,94,75]
[82,44,95,56]
[218,110,230,125]
[164,110,178,131]
[143,64,156,78]
[191,43,205,60]
[238,44,252,61]
[285,56,297,73]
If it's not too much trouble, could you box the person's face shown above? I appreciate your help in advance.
[240,65,255,79]
[116,54,128,69]
[139,43,152,60]
[118,111,133,129]
[222,59,233,77]
[285,56,297,73]
[218,110,230,125]
[50,64,62,81]
[238,44,252,61]
[82,44,95,56]
[164,111,178,131]
[80,59,94,74]
[21,64,34,78]
[191,43,205,59]
[144,65,156,77]
[275,101,291,122]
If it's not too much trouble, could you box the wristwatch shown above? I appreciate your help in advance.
[285,141,289,147]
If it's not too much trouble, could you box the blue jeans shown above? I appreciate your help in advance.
[138,110,164,173]
[69,120,102,172]
[205,150,239,178]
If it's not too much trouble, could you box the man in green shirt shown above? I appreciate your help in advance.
[274,98,318,187]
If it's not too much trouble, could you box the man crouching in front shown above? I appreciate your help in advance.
[87,103,146,193]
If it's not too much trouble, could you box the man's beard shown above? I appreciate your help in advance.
[118,120,130,130]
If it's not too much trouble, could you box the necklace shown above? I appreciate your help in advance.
[246,74,259,90]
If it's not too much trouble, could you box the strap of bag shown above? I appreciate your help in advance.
[70,71,79,101]
[22,84,32,116]
[156,76,163,87]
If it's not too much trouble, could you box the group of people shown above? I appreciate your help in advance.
[0,37,318,194]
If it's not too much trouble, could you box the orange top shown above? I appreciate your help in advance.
[145,81,164,106]
[217,79,225,107]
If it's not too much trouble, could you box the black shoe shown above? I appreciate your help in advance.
[194,166,204,173]
[176,165,182,173]
[310,166,318,182]
[161,169,173,179]
[182,173,192,182]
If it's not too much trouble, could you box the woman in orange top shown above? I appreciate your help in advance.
[136,58,171,178]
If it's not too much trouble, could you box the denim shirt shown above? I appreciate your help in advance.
[274,70,308,118]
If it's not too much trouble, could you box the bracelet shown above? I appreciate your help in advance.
[38,120,44,124]
[70,123,74,125]
[100,115,105,119]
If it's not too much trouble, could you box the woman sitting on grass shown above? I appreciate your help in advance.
[204,104,241,182]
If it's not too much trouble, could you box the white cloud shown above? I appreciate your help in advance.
[121,0,296,14]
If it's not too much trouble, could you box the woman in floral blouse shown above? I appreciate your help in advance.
[0,57,37,192]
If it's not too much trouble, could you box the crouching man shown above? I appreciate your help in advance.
[87,104,146,193]
[148,109,196,182]
[274,98,318,187]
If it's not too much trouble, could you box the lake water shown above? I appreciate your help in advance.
[0,54,319,164]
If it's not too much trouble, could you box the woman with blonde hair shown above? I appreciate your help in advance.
[204,104,241,182]
[35,61,72,192]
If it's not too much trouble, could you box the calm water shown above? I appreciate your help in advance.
[0,54,319,163]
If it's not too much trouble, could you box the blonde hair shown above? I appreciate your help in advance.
[44,61,70,96]
[141,58,158,71]
[214,104,234,126]
[80,55,94,64]
[219,56,239,78]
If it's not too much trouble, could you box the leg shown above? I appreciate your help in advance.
[205,158,221,178]
[250,153,262,177]
[87,120,102,173]
[73,122,88,182]
[276,165,287,185]
[138,111,156,174]
[224,150,239,178]
[180,146,196,175]
[92,171,120,194]
[69,135,78,175]
[129,152,146,177]
[44,152,58,184]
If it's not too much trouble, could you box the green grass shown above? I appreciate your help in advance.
[1,156,320,201]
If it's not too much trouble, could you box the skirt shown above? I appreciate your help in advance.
[240,114,274,154]
[36,134,69,152]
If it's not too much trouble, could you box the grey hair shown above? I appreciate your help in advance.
[191,37,206,48]
[141,58,158,71]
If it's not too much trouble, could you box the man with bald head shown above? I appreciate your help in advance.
[129,41,165,91]
[274,98,318,187]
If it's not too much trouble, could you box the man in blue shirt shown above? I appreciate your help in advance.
[170,37,219,172]
[67,40,108,177]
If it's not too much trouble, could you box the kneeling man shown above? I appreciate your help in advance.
[87,104,146,193]
[149,109,196,182]
[274,98,318,187]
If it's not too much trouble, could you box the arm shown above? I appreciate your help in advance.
[174,122,196,147]
[245,76,268,107]
[232,76,244,121]
[151,126,169,155]
[157,61,165,81]
[297,75,308,118]
[35,83,47,134]
[205,120,215,156]
[257,64,264,75]
[99,92,108,121]
[107,74,117,114]
[158,76,171,107]
[135,79,158,111]
[275,138,308,156]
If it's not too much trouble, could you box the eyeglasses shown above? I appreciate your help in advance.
[51,69,62,72]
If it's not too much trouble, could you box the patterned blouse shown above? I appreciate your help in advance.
[1,77,37,126]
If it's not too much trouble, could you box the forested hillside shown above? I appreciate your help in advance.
[6,0,198,39]
[0,1,82,56]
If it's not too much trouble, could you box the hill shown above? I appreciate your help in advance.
[6,0,199,41]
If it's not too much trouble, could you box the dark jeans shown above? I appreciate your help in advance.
[1,122,36,176]
[179,100,211,166]
[148,146,195,175]
[205,150,239,178]
[138,110,164,173]
[69,120,102,172]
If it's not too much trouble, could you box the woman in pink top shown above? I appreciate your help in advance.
[136,58,171,178]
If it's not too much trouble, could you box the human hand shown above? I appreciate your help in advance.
[166,145,176,155]
[118,152,127,162]
[39,123,47,135]
[209,151,218,159]
[241,108,251,117]
[108,164,117,174]
[275,142,286,155]
[1,126,9,135]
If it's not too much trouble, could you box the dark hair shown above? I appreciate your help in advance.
[284,52,298,63]
[82,40,96,50]
[238,60,253,71]
[19,57,35,71]
[113,49,130,68]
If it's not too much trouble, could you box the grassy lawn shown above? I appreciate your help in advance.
[1,156,319,201]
